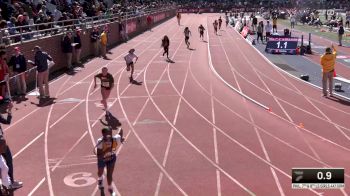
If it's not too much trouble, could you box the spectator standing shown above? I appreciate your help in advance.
[33,46,52,99]
[272,16,277,33]
[0,102,23,190]
[74,28,82,64]
[320,45,336,97]
[90,27,100,57]
[256,22,263,43]
[62,31,73,70]
[290,14,296,29]
[252,15,257,32]
[8,47,27,96]
[338,24,344,46]
[265,21,272,42]
[0,51,9,100]
[100,29,108,59]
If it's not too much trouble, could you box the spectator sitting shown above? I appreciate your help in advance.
[8,47,27,96]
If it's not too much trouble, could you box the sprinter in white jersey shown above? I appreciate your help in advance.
[124,49,138,83]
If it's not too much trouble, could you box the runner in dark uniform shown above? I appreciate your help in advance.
[96,127,124,195]
[213,20,218,35]
[218,17,223,30]
[184,27,191,48]
[161,35,170,59]
[198,24,205,41]
[94,67,114,116]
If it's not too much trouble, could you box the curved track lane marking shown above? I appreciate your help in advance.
[226,25,350,146]
[207,16,286,195]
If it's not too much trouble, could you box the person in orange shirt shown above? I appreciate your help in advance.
[100,30,108,59]
[320,45,337,97]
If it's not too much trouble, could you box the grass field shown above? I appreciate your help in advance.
[278,19,350,45]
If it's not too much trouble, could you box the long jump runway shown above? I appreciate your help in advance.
[7,14,350,195]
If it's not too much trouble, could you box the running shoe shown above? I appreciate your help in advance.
[10,180,23,189]
[98,180,104,189]
[108,188,115,196]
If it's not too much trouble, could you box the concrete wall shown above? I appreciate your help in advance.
[3,8,176,93]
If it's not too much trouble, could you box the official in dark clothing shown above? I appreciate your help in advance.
[91,27,100,57]
[8,47,27,96]
[33,46,52,99]
[62,32,73,69]
[74,28,82,64]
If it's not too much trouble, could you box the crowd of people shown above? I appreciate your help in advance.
[0,0,174,45]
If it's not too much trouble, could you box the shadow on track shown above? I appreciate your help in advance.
[100,112,122,130]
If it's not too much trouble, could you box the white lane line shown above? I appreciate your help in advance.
[44,76,72,196]
[87,18,183,196]
[51,131,88,172]
[28,177,46,196]
[13,132,44,159]
[155,40,192,196]
[3,108,40,132]
[49,101,84,128]
[118,18,191,196]
[188,31,350,180]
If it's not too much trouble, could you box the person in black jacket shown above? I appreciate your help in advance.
[90,27,100,57]
[0,101,23,190]
[8,47,27,96]
[33,46,52,99]
[62,32,73,70]
[338,24,345,46]
[74,28,82,64]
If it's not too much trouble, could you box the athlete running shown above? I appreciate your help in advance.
[176,12,181,26]
[213,20,218,35]
[218,16,223,30]
[184,27,191,48]
[161,35,170,59]
[198,24,205,41]
[96,127,125,196]
[124,49,138,83]
[94,67,114,116]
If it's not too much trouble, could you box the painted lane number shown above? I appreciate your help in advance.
[64,172,96,187]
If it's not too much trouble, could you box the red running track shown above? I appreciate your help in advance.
[4,14,349,196]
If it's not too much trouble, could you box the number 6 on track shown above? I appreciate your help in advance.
[64,172,96,187]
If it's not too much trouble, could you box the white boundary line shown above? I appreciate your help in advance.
[13,132,44,159]
[28,177,46,196]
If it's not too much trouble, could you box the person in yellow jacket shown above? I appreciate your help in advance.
[100,30,108,59]
[320,45,336,97]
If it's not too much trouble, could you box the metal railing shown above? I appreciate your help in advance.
[0,6,175,46]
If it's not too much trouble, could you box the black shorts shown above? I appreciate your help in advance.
[273,25,277,28]
[101,86,111,91]
[200,31,204,36]
[185,36,189,41]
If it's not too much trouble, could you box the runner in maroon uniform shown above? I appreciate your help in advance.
[94,67,114,116]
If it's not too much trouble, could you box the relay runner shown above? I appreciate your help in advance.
[176,12,181,26]
[198,24,205,41]
[124,49,138,83]
[213,20,218,35]
[94,67,114,116]
[184,27,192,48]
[218,16,223,30]
[161,35,170,59]
[96,127,125,196]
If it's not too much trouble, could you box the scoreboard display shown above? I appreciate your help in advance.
[292,168,345,189]
[265,37,299,55]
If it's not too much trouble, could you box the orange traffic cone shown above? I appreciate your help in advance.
[299,123,304,128]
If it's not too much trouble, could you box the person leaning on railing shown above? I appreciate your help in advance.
[8,47,27,97]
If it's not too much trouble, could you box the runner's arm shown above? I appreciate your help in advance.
[94,74,99,88]
[134,56,138,63]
